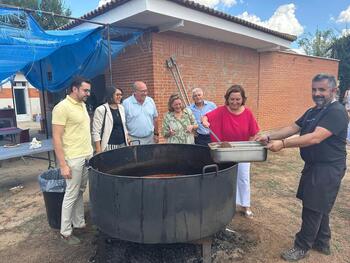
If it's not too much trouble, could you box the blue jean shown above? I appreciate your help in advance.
[194,134,211,146]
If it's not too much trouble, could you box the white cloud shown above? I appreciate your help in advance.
[238,4,304,36]
[192,0,237,8]
[291,47,306,55]
[98,0,110,7]
[222,0,237,7]
[342,28,350,36]
[238,11,262,24]
[337,5,350,23]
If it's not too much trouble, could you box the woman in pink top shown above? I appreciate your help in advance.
[202,85,259,218]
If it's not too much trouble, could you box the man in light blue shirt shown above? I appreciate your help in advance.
[189,88,217,145]
[123,81,159,144]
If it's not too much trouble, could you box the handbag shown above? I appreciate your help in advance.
[100,105,107,140]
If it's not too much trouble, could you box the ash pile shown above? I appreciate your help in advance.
[90,228,256,263]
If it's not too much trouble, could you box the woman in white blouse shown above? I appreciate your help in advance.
[92,86,129,153]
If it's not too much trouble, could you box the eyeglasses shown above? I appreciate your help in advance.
[115,93,123,96]
[82,89,91,93]
[136,89,147,93]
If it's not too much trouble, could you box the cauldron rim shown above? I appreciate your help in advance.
[88,164,236,179]
[88,143,236,180]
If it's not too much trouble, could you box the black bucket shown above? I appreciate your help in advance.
[43,192,64,229]
[38,169,66,230]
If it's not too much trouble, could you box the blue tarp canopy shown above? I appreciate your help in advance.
[0,7,143,92]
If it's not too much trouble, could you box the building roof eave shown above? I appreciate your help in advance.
[60,0,296,47]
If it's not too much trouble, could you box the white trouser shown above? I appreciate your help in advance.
[60,155,90,237]
[236,162,251,207]
[129,134,154,145]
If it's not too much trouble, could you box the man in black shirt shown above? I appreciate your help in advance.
[256,73,348,261]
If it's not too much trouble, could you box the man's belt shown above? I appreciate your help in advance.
[130,133,153,138]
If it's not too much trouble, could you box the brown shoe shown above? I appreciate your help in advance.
[240,208,254,218]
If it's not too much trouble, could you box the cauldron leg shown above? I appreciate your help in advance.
[192,237,212,263]
[202,238,212,263]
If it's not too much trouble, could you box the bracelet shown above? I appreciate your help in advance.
[281,139,285,148]
[154,132,159,136]
[267,135,270,142]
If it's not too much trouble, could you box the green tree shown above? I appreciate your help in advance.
[297,29,336,57]
[0,0,71,30]
[330,35,350,98]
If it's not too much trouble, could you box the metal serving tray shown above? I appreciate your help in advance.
[208,141,267,163]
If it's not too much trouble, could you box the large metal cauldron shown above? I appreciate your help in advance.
[88,144,237,244]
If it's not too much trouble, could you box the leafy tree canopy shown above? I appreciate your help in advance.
[297,29,350,99]
[0,0,71,30]
[331,35,350,96]
[297,29,336,58]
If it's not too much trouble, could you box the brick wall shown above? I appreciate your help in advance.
[110,33,154,98]
[28,87,40,98]
[0,87,12,98]
[258,52,338,130]
[110,32,339,134]
[152,32,260,133]
[0,87,39,99]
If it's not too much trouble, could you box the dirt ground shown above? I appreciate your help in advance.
[0,148,349,263]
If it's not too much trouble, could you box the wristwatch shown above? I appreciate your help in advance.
[154,132,159,136]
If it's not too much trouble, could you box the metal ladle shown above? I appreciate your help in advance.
[206,127,232,148]
[207,127,220,142]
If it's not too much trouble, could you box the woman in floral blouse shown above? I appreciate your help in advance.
[162,94,198,144]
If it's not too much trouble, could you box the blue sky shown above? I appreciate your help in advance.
[65,0,350,43]
[218,0,350,34]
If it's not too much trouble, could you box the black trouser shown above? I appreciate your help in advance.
[294,206,331,251]
[195,134,211,146]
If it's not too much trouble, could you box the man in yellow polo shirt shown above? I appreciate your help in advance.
[52,77,93,245]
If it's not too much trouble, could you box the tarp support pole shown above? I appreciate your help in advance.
[107,24,113,88]
[10,82,16,115]
[38,61,52,166]
[39,61,49,140]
